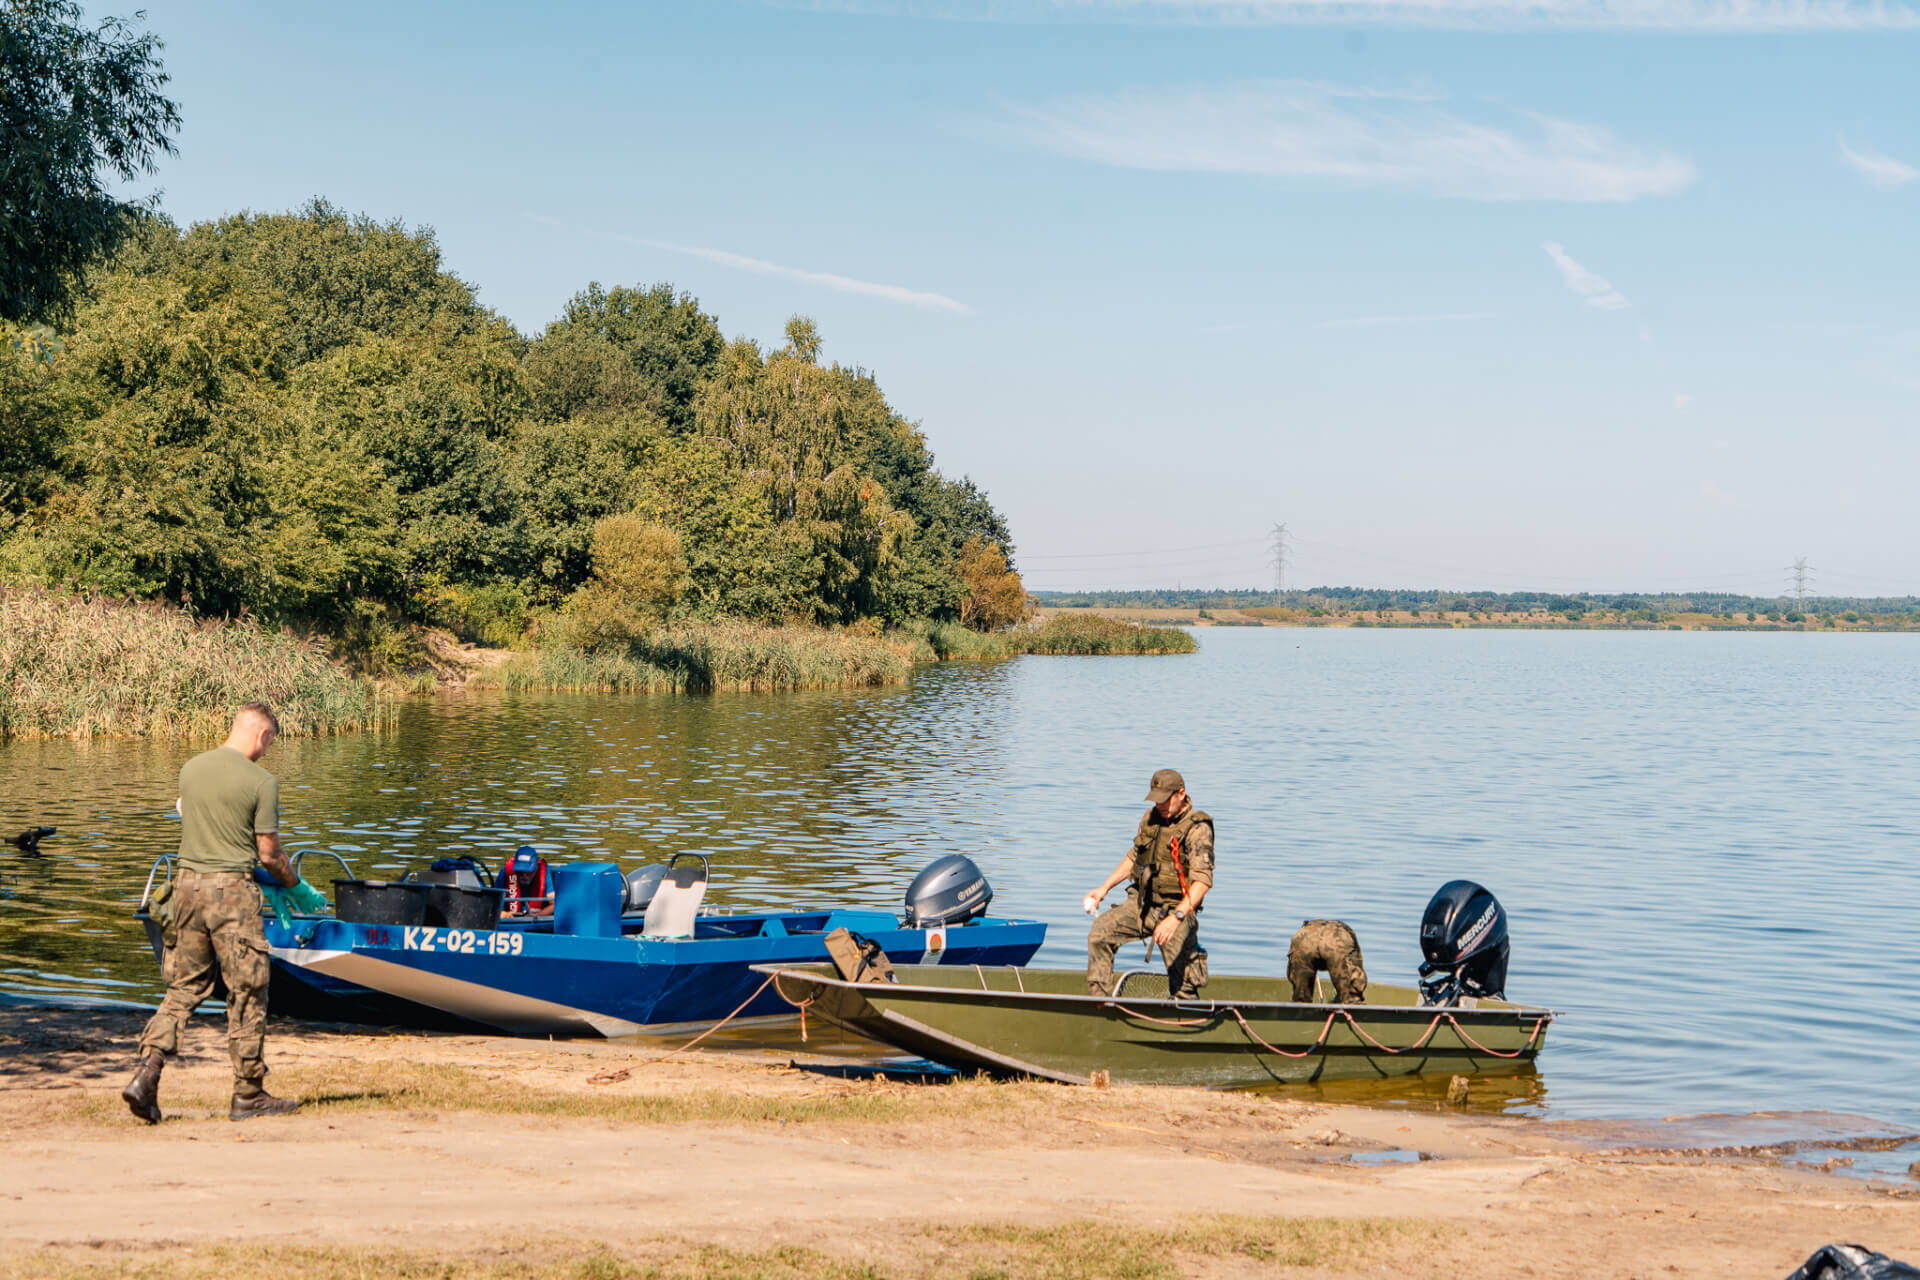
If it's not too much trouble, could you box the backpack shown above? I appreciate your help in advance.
[823,927,896,984]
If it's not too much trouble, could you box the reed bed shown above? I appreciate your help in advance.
[0,585,387,739]
[1014,614,1196,656]
[487,619,912,694]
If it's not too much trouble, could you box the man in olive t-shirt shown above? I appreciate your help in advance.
[124,702,303,1123]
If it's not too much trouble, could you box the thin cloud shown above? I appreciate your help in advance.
[784,0,1920,30]
[997,82,1694,202]
[1320,311,1495,328]
[639,240,974,315]
[1674,391,1694,409]
[1543,241,1630,310]
[527,216,973,315]
[1839,137,1920,189]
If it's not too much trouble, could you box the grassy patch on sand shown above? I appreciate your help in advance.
[14,1217,1438,1279]
[69,1058,925,1127]
[0,585,388,739]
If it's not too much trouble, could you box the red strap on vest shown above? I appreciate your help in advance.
[1168,836,1193,899]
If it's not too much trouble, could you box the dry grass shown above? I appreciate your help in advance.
[486,620,912,694]
[0,584,388,739]
[13,1217,1438,1279]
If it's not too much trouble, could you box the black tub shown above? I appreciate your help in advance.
[424,884,504,930]
[333,880,431,926]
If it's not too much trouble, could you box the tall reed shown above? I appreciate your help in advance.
[0,585,388,739]
[486,619,912,694]
[1013,614,1196,656]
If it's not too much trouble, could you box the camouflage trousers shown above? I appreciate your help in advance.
[1287,919,1368,1004]
[138,870,270,1092]
[1087,894,1208,998]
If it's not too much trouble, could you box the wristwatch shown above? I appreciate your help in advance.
[1173,907,1189,921]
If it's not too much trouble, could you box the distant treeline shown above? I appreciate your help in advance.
[1037,588,1920,617]
[1,201,1022,669]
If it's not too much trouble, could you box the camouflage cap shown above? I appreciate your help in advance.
[1144,768,1186,803]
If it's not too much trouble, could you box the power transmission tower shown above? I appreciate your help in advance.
[1269,523,1290,600]
[1785,557,1814,604]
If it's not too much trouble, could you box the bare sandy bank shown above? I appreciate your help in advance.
[3,1005,1916,1279]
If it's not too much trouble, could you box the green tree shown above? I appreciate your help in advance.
[540,283,723,429]
[0,0,179,324]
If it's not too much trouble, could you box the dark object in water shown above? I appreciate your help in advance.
[902,854,993,927]
[332,879,431,926]
[7,826,55,854]
[1785,1244,1920,1279]
[1418,880,1510,1006]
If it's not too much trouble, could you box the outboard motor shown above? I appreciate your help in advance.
[1418,879,1510,1006]
[623,863,667,914]
[902,854,992,927]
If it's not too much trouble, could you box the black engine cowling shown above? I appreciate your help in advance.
[1418,879,1510,1005]
[902,854,992,927]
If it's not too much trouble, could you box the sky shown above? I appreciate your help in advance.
[121,0,1918,595]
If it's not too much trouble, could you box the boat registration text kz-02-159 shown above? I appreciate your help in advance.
[401,927,524,955]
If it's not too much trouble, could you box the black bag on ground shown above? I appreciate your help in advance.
[824,927,895,984]
[1786,1245,1920,1280]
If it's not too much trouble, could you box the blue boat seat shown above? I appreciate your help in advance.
[641,863,708,938]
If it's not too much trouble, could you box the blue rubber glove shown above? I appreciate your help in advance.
[286,879,330,915]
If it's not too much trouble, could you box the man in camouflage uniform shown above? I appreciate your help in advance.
[123,703,303,1123]
[1287,919,1369,1003]
[1083,768,1213,998]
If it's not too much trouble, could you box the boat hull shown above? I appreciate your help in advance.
[754,964,1554,1088]
[140,911,1047,1037]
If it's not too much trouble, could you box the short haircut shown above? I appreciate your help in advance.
[235,701,280,734]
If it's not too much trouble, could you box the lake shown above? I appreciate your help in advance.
[3,627,1916,1131]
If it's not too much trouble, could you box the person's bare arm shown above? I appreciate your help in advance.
[1085,853,1136,912]
[256,833,296,887]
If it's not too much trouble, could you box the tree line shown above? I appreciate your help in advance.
[0,202,1025,664]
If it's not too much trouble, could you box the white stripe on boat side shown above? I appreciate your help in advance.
[271,947,642,1037]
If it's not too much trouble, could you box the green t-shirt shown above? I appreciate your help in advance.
[177,746,278,874]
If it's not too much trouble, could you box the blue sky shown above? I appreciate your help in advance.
[128,0,1918,594]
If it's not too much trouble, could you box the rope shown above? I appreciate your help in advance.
[1104,998,1548,1063]
[770,970,817,1042]
[604,974,778,1075]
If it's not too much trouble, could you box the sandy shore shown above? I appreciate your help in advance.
[3,1005,1916,1279]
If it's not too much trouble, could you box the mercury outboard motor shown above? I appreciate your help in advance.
[1418,879,1510,1006]
[902,854,992,927]
[623,863,667,914]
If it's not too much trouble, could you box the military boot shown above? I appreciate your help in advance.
[229,1087,300,1121]
[122,1052,164,1124]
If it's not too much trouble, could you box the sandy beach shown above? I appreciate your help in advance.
[3,1005,1915,1279]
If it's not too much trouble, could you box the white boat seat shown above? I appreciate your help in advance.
[641,864,708,938]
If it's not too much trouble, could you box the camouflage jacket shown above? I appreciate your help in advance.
[1128,804,1214,909]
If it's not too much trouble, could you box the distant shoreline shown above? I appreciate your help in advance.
[1036,605,1920,633]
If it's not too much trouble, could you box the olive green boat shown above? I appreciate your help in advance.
[753,963,1555,1088]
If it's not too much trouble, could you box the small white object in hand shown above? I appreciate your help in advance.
[1083,895,1099,915]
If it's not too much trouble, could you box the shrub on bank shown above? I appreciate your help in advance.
[898,619,1015,662]
[1014,615,1196,656]
[487,619,912,694]
[0,585,387,739]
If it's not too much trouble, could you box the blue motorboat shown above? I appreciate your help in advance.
[135,850,1046,1037]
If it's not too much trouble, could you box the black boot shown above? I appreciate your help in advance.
[122,1053,163,1124]
[229,1087,300,1120]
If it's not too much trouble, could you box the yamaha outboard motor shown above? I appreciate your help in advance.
[1418,879,1510,1006]
[903,854,992,927]
[623,863,667,914]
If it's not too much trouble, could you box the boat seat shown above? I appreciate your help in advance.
[641,863,708,938]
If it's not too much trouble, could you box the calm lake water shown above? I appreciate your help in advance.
[4,628,1917,1132]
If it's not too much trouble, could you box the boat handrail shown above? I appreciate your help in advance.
[137,854,176,911]
[293,849,356,884]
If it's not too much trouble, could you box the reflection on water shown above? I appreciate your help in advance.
[4,629,1919,1133]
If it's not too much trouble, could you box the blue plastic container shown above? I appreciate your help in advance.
[550,863,625,937]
